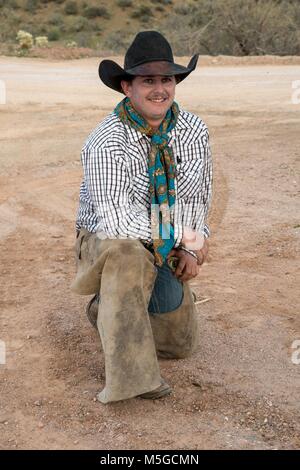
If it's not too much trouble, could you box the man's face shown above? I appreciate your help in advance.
[121,75,176,127]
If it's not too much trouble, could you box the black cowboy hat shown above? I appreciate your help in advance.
[99,31,199,94]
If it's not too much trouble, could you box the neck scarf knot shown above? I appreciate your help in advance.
[114,97,179,266]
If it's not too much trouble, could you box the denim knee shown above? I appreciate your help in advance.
[148,262,183,314]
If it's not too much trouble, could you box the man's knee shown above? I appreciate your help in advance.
[149,284,199,359]
[156,326,198,359]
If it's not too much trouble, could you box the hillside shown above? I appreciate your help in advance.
[1,0,300,57]
[0,0,185,51]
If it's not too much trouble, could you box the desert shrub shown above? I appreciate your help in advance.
[89,20,102,32]
[2,0,19,8]
[141,14,151,23]
[150,0,172,4]
[35,35,48,47]
[72,32,94,47]
[103,29,134,53]
[160,0,300,56]
[211,0,300,55]
[83,6,110,19]
[64,1,78,15]
[66,40,77,48]
[48,13,64,26]
[131,5,153,19]
[25,0,39,13]
[47,26,60,41]
[174,5,191,16]
[117,0,132,7]
[16,29,33,48]
[66,15,89,32]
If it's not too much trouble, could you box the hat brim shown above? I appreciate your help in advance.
[99,55,199,94]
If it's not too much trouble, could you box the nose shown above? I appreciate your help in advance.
[153,80,165,94]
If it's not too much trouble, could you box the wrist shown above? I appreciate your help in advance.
[178,245,198,262]
[179,245,206,266]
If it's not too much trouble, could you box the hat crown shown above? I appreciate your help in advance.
[124,31,174,70]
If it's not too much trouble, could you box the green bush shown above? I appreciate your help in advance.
[73,32,97,48]
[150,0,172,4]
[131,5,153,19]
[103,29,133,53]
[66,15,89,32]
[117,0,132,7]
[35,35,49,47]
[3,0,20,8]
[90,20,103,32]
[48,26,60,41]
[64,1,78,15]
[83,6,110,19]
[161,0,300,56]
[25,0,39,13]
[48,13,64,26]
[174,5,191,16]
[16,30,33,49]
[66,40,77,48]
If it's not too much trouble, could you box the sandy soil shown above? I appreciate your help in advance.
[0,56,299,450]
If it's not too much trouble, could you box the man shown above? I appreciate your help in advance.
[71,31,212,404]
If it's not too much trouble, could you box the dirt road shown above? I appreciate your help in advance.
[0,56,299,450]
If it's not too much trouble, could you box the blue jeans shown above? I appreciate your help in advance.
[148,261,184,315]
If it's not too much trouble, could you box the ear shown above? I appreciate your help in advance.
[120,80,131,97]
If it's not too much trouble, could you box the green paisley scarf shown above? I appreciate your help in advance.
[114,97,179,266]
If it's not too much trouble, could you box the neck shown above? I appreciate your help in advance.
[146,117,164,130]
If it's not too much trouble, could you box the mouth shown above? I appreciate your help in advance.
[148,97,168,104]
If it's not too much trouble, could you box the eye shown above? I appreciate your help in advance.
[143,78,153,84]
[162,77,172,83]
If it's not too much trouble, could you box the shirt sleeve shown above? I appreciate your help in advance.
[174,127,213,247]
[81,146,152,241]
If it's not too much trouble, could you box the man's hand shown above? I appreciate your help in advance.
[167,249,199,282]
[167,239,209,282]
[193,238,209,266]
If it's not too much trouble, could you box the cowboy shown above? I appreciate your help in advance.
[71,31,212,403]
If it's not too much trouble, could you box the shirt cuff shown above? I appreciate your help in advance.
[203,224,210,239]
